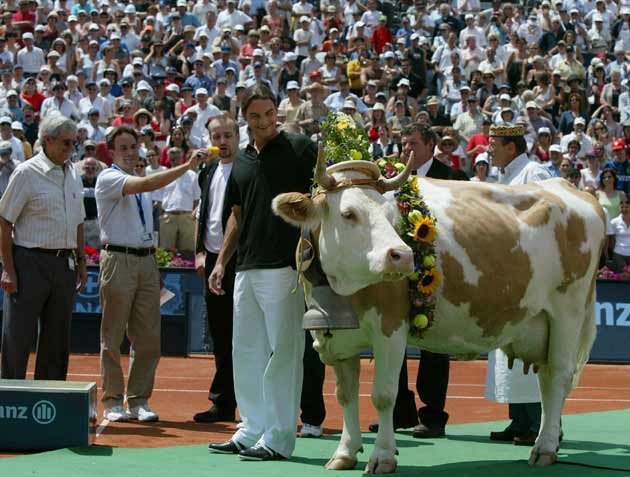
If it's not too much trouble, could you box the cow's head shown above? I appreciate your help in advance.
[273,147,415,295]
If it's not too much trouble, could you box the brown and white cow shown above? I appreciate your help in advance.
[272,152,605,473]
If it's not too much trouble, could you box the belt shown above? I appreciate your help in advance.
[25,247,74,257]
[103,244,156,256]
[164,210,189,215]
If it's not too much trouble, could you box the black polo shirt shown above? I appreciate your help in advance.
[226,131,317,272]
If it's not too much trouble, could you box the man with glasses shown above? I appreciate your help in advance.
[0,113,87,382]
[41,82,80,121]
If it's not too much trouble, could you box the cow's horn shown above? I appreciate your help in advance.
[314,143,336,190]
[378,151,415,192]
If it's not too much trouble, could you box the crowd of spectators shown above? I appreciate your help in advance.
[0,0,628,264]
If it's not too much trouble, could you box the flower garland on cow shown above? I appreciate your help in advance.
[319,112,439,338]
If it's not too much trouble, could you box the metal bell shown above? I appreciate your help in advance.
[303,286,360,330]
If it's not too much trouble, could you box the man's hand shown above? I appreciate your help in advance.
[208,263,226,295]
[187,149,204,171]
[195,252,206,278]
[76,261,87,292]
[1,268,17,294]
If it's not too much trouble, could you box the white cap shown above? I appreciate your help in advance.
[550,144,563,153]
[6,89,17,97]
[299,15,310,23]
[384,51,395,59]
[253,48,264,56]
[0,116,12,125]
[166,84,180,93]
[410,33,419,41]
[137,81,152,92]
[355,21,365,27]
[538,127,551,135]
[286,80,299,90]
[195,87,208,96]
[11,121,23,131]
[397,78,410,87]
[124,5,136,13]
[89,23,100,30]
[23,32,34,40]
[373,103,385,111]
[474,152,489,165]
[110,32,121,40]
[592,13,603,22]
[526,101,539,109]
[342,99,356,109]
[99,78,111,86]
[574,117,586,126]
[68,15,78,22]
[133,57,144,66]
[465,13,474,20]
[177,0,187,6]
[283,52,297,62]
[499,93,511,101]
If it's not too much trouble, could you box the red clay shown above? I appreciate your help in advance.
[4,353,629,453]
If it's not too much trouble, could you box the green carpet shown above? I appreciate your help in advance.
[2,410,629,477]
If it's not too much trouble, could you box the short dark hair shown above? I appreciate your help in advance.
[402,123,438,146]
[241,84,276,114]
[497,136,527,155]
[107,125,138,150]
[599,167,618,190]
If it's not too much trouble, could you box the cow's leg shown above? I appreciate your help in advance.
[326,355,362,470]
[530,307,594,466]
[365,329,407,474]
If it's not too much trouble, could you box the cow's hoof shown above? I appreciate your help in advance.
[325,456,357,470]
[364,457,397,474]
[528,449,557,466]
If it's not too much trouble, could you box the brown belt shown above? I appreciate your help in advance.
[103,244,156,256]
[164,210,190,215]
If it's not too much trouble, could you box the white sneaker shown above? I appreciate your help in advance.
[300,423,323,438]
[103,406,129,422]
[128,404,159,422]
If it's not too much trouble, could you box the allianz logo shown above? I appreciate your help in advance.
[0,400,56,424]
[596,302,630,327]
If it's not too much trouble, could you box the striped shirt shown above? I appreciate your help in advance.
[0,151,85,249]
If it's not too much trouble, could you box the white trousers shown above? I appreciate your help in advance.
[232,267,305,458]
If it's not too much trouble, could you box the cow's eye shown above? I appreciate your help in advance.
[341,210,356,222]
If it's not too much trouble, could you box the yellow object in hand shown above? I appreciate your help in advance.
[207,146,220,158]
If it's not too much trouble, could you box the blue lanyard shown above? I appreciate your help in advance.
[112,165,148,231]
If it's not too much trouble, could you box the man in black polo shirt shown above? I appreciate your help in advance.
[207,85,317,461]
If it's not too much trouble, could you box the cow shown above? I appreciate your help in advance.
[272,149,605,473]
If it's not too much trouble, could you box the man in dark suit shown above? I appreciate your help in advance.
[193,115,238,423]
[369,123,468,438]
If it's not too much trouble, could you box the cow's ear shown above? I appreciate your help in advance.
[272,192,325,229]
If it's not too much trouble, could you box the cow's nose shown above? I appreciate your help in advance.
[385,248,415,273]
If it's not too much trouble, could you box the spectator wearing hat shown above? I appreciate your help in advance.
[92,45,121,83]
[324,76,367,114]
[478,47,505,87]
[581,149,604,190]
[277,81,303,124]
[11,122,32,161]
[211,45,240,81]
[557,45,585,82]
[187,88,222,144]
[78,81,105,122]
[0,117,25,164]
[546,145,564,177]
[0,113,86,382]
[16,33,45,78]
[453,95,484,145]
[295,82,329,137]
[371,15,392,54]
[525,101,556,139]
[532,127,553,163]
[560,116,592,157]
[0,140,17,196]
[425,96,450,132]
[606,136,630,195]
[293,15,313,65]
[240,48,270,84]
[4,91,24,123]
[391,58,425,99]
[470,153,495,182]
[185,55,215,94]
[298,43,322,87]
[277,52,300,98]
[111,100,135,128]
[387,97,413,131]
[41,82,79,121]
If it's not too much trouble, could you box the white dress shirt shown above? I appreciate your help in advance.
[153,170,201,213]
[611,215,630,257]
[40,97,80,121]
[203,162,232,253]
[0,151,85,249]
[416,158,433,177]
[498,152,552,186]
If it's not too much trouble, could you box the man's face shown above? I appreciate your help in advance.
[550,151,561,165]
[83,160,98,178]
[45,130,76,165]
[209,122,238,161]
[169,151,183,166]
[111,132,139,173]
[526,107,538,119]
[245,98,278,144]
[489,137,514,168]
[402,131,433,167]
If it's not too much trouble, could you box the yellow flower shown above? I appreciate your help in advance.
[423,255,436,267]
[413,216,437,243]
[417,268,442,295]
[350,149,362,160]
[413,314,429,329]
[409,176,419,193]
[337,119,349,131]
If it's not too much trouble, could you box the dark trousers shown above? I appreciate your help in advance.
[204,252,236,413]
[1,247,76,380]
[300,330,326,426]
[507,403,541,434]
[394,352,450,429]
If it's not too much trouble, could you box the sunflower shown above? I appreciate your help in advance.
[413,216,437,243]
[417,268,442,295]
[409,176,420,193]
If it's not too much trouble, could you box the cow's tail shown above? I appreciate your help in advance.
[572,280,597,389]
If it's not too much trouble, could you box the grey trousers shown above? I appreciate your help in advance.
[0,246,76,380]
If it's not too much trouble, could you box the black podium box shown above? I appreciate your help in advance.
[0,380,97,450]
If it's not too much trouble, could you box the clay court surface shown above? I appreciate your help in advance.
[10,354,630,451]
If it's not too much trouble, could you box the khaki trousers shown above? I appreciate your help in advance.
[99,250,161,408]
[159,212,195,252]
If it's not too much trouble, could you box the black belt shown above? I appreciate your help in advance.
[22,247,74,257]
[103,245,156,256]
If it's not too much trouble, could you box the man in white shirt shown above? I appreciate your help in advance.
[459,14,486,49]
[560,117,592,158]
[0,113,86,381]
[95,125,200,423]
[187,88,222,144]
[360,0,382,37]
[154,147,201,252]
[0,141,16,198]
[192,115,238,423]
[16,33,45,77]
[40,82,80,121]
[78,81,105,121]
[217,0,253,29]
[196,9,221,45]
[486,123,551,445]
[0,116,25,163]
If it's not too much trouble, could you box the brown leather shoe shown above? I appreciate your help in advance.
[412,423,445,438]
[513,431,538,446]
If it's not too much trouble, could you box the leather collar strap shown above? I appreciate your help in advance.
[322,178,381,192]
